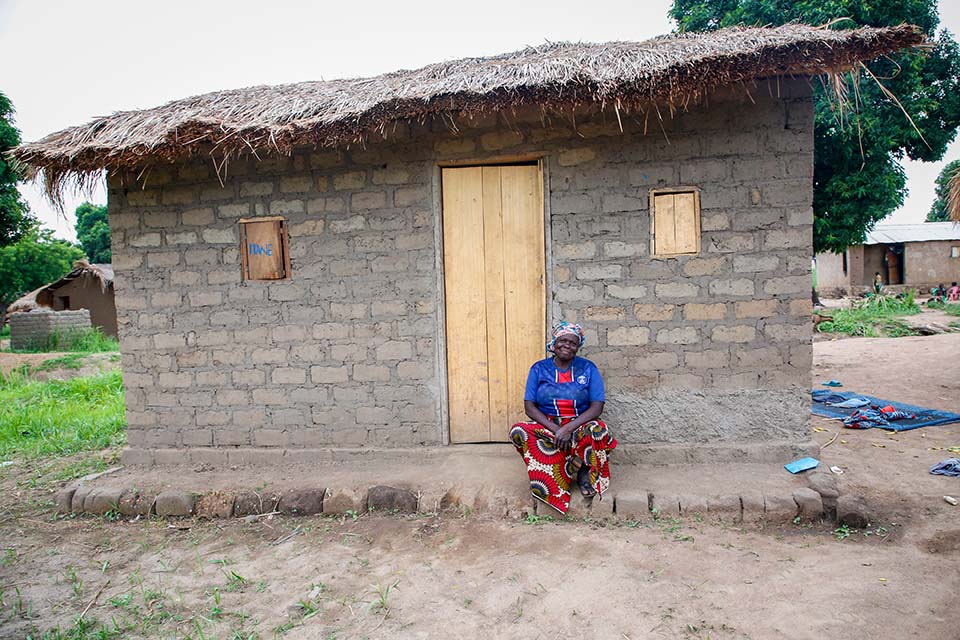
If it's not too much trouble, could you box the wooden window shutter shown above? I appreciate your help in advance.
[651,188,701,256]
[239,217,291,280]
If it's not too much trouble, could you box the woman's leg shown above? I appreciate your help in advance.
[571,420,618,499]
[510,422,578,514]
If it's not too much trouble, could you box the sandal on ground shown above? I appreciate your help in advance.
[577,465,596,498]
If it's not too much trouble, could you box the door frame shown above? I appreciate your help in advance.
[432,156,553,445]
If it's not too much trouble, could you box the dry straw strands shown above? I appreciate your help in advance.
[11,23,924,205]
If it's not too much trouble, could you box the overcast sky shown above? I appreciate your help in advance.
[2,0,958,241]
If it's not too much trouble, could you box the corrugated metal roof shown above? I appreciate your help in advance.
[865,222,960,245]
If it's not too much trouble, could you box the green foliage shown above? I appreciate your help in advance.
[74,202,111,263]
[926,300,960,316]
[926,158,960,222]
[669,0,960,252]
[816,292,921,337]
[0,91,36,247]
[0,369,126,459]
[9,327,119,354]
[0,227,84,306]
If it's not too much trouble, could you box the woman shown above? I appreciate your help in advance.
[510,322,617,514]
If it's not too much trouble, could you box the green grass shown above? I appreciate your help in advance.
[816,291,921,338]
[0,369,126,459]
[0,324,9,339]
[7,328,119,354]
[926,300,960,316]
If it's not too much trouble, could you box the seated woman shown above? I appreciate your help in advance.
[510,322,617,515]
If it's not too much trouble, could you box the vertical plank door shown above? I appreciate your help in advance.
[442,164,544,443]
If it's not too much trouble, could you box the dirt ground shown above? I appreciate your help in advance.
[0,351,119,380]
[2,317,960,638]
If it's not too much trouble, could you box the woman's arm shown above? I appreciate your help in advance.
[524,400,560,433]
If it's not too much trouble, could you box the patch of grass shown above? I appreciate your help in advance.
[927,300,960,316]
[10,327,119,354]
[0,369,126,459]
[816,292,921,337]
[0,324,9,339]
[32,353,90,372]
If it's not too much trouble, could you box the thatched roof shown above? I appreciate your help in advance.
[7,261,114,317]
[12,23,924,201]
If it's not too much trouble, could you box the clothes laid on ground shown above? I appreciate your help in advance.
[510,420,617,514]
[811,390,960,431]
[930,458,960,477]
[812,390,848,405]
[828,397,871,409]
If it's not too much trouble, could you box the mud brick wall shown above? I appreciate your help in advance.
[10,309,92,351]
[109,79,814,454]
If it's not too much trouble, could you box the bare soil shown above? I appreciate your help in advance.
[1,331,960,638]
[0,351,119,380]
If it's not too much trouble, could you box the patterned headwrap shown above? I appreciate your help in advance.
[546,321,585,353]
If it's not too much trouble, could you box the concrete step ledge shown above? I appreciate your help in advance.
[121,440,819,467]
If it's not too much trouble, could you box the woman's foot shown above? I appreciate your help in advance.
[577,465,596,498]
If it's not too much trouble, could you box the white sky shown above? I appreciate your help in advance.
[2,0,958,241]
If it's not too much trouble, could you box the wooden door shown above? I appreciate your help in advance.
[442,164,545,443]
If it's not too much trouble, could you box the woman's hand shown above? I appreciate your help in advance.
[554,425,575,450]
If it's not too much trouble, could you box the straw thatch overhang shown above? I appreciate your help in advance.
[7,261,114,317]
[12,24,925,203]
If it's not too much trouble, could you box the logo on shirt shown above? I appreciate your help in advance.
[577,375,587,385]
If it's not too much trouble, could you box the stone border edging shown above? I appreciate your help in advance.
[54,475,866,525]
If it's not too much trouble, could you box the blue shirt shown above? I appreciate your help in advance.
[523,356,605,418]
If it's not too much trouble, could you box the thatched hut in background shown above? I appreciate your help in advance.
[950,165,960,222]
[7,260,117,337]
[13,25,924,467]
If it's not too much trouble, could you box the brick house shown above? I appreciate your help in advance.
[815,222,960,296]
[15,25,921,465]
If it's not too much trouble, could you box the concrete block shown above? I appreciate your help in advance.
[367,485,418,514]
[837,495,871,529]
[707,495,741,522]
[278,488,325,516]
[763,494,798,521]
[651,493,680,518]
[793,488,824,520]
[55,487,76,514]
[86,487,124,515]
[740,491,765,522]
[323,488,366,515]
[233,490,282,516]
[155,490,196,517]
[118,489,157,516]
[679,494,708,516]
[71,486,93,513]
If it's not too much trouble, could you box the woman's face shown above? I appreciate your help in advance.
[553,334,580,360]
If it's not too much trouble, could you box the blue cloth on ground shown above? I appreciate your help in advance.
[821,380,843,387]
[812,390,847,404]
[930,458,960,477]
[785,457,820,474]
[810,390,960,431]
[828,397,871,409]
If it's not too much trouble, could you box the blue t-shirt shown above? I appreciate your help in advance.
[523,356,605,418]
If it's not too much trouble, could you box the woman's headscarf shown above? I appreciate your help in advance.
[546,321,585,353]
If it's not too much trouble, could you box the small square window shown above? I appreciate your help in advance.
[239,217,291,281]
[650,187,701,256]
[951,246,959,259]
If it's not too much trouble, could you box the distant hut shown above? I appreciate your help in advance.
[7,260,117,337]
[950,166,960,223]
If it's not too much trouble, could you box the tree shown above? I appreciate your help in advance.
[927,159,960,222]
[0,228,84,306]
[669,0,960,253]
[0,91,36,246]
[75,202,111,263]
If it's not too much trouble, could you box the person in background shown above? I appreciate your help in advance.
[873,272,884,294]
[948,282,959,302]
